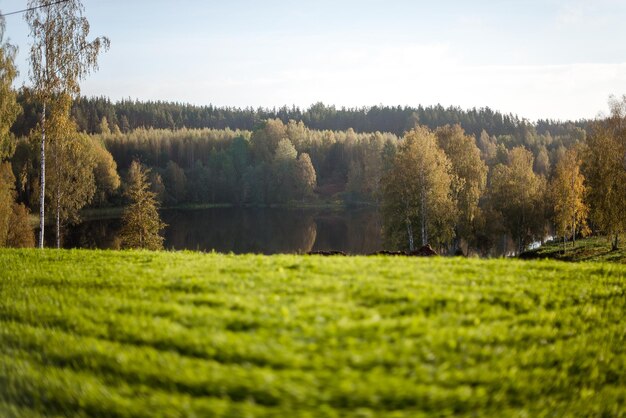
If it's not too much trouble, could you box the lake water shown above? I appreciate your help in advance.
[63,207,383,254]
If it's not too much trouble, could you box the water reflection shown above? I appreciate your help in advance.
[63,207,382,254]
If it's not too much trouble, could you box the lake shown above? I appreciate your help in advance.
[62,207,383,254]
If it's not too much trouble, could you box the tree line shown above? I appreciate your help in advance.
[5,102,624,254]
[12,92,590,141]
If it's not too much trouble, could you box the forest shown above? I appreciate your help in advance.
[2,90,625,255]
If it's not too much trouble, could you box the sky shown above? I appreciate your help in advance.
[1,0,625,121]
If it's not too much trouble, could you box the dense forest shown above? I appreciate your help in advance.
[5,92,624,255]
[12,89,590,139]
[1,71,624,253]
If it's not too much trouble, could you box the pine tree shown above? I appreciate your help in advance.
[120,161,166,250]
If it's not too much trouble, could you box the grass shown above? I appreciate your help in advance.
[0,249,625,417]
[520,235,626,263]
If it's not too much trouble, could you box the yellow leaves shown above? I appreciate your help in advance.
[551,148,589,239]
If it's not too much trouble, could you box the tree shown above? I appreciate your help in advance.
[0,162,34,248]
[163,160,187,205]
[0,18,21,160]
[550,147,589,250]
[346,134,384,201]
[98,116,111,135]
[0,162,14,244]
[149,171,165,203]
[489,146,547,253]
[250,119,287,163]
[120,160,165,250]
[272,138,298,202]
[92,140,121,205]
[0,18,31,248]
[293,153,317,199]
[435,125,487,251]
[45,94,97,248]
[380,126,456,251]
[25,0,109,248]
[584,96,626,250]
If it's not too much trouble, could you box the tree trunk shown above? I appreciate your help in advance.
[572,214,576,248]
[613,234,619,251]
[406,219,414,252]
[56,187,60,249]
[420,181,427,246]
[38,102,46,249]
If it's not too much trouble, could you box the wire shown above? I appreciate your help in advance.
[0,0,70,18]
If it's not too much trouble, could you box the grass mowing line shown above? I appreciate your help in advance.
[2,281,620,373]
[0,321,321,406]
[0,352,277,418]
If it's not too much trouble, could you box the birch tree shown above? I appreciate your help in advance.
[584,96,626,250]
[435,125,487,250]
[489,147,547,253]
[44,94,97,248]
[550,147,589,250]
[0,17,21,160]
[25,0,109,248]
[380,126,456,251]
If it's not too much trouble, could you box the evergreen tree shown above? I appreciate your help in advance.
[120,160,165,250]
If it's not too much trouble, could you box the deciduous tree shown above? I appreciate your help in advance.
[45,95,97,247]
[550,147,589,250]
[435,125,487,250]
[25,0,109,248]
[92,140,121,205]
[584,96,626,250]
[380,126,456,251]
[489,146,547,253]
[0,19,21,160]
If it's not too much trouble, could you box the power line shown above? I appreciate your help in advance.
[0,0,70,18]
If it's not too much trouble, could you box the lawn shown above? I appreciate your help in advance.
[0,249,625,417]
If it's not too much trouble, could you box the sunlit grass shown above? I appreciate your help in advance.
[1,249,625,417]
[521,235,626,263]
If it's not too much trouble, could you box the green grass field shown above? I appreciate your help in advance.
[0,250,625,417]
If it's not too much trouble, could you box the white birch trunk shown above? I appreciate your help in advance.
[406,219,414,252]
[38,102,46,249]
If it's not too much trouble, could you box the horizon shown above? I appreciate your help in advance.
[2,0,626,122]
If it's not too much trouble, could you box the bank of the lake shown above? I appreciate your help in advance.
[0,249,624,417]
[520,236,626,263]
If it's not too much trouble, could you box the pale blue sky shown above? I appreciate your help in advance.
[2,0,625,120]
